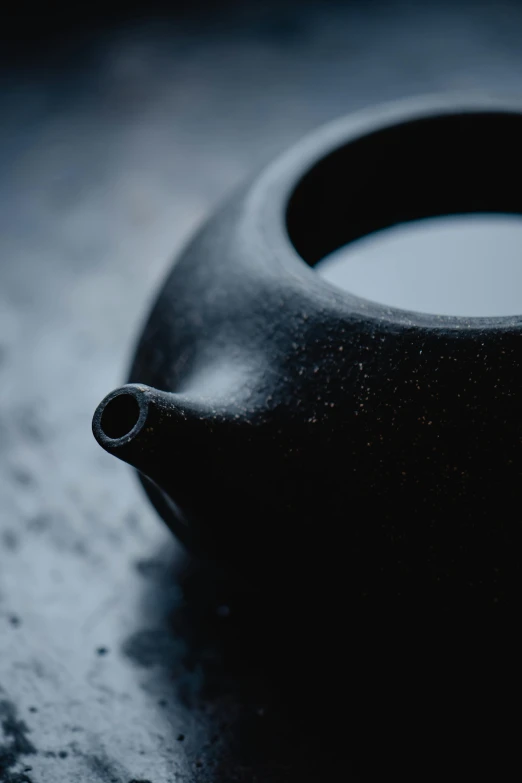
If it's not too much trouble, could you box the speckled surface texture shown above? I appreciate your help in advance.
[2,1,522,780]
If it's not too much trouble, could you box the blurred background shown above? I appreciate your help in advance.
[2,1,522,781]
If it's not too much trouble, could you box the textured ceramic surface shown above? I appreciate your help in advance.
[95,95,522,612]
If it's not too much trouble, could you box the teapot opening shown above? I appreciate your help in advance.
[286,110,522,267]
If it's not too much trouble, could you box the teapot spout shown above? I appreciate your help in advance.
[92,383,198,479]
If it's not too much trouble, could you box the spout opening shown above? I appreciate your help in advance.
[100,393,140,439]
[93,385,150,447]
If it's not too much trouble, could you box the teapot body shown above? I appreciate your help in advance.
[94,95,522,609]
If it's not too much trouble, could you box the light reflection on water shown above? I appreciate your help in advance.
[316,214,522,317]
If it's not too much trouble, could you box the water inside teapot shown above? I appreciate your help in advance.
[316,214,522,317]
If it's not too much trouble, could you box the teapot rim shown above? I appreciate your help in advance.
[246,91,522,334]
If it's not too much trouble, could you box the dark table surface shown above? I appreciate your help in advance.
[2,1,522,780]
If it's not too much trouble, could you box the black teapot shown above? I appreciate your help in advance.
[93,95,522,612]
